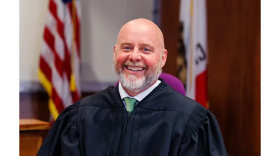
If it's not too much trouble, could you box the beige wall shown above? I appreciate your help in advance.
[20,0,153,84]
[20,0,49,82]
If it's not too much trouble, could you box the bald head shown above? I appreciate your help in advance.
[116,18,165,49]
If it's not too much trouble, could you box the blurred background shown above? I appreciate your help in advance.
[19,0,260,156]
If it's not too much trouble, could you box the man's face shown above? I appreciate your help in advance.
[113,21,167,93]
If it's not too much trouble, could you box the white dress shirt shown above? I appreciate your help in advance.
[118,80,161,108]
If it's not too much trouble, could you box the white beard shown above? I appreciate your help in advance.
[114,55,163,93]
[118,73,146,93]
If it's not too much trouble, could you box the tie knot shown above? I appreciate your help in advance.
[124,97,137,113]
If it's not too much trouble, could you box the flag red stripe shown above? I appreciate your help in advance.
[49,0,57,19]
[51,87,65,113]
[75,18,81,57]
[39,56,52,82]
[72,91,80,103]
[195,70,208,107]
[43,27,55,52]
[54,52,64,78]
[64,48,72,81]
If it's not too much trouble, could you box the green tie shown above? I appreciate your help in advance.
[124,97,137,113]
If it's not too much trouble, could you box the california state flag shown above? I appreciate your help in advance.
[179,0,208,108]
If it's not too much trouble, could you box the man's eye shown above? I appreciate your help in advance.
[143,48,150,52]
[123,46,131,50]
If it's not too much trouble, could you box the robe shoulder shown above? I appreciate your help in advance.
[141,83,228,155]
[139,82,199,116]
[79,86,123,108]
[37,100,81,156]
[177,103,228,156]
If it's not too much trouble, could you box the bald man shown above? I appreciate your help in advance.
[37,19,228,156]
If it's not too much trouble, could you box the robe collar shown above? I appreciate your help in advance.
[118,79,161,102]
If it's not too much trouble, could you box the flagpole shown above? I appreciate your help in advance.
[189,0,194,98]
[70,0,76,92]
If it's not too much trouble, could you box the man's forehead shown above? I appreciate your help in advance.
[119,24,158,38]
[116,19,165,48]
[117,23,164,46]
[117,36,159,49]
[118,30,157,42]
[119,41,154,48]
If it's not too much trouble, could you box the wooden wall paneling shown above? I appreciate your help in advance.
[244,0,261,154]
[20,92,50,122]
[207,0,260,155]
[160,0,180,76]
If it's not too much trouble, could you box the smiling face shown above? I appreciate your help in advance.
[113,19,167,95]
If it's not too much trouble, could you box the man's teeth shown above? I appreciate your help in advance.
[127,66,144,71]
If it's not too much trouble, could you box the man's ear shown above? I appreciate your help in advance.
[113,45,116,54]
[113,45,117,60]
[161,49,168,68]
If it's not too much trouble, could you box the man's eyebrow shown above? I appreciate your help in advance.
[141,43,153,47]
[140,43,155,50]
[120,42,133,46]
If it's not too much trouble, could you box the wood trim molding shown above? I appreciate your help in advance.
[19,81,115,93]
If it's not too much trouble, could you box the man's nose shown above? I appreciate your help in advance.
[129,49,141,62]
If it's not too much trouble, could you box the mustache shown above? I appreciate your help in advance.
[123,61,147,68]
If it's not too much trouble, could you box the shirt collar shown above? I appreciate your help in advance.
[118,80,161,102]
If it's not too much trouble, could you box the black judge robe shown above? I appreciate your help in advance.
[37,80,228,156]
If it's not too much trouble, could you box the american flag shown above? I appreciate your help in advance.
[38,0,81,120]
